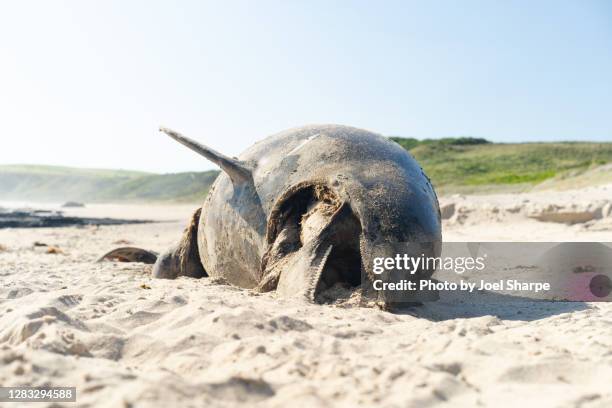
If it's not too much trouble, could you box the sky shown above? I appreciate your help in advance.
[0,0,611,173]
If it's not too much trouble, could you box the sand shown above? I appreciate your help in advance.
[1,185,611,407]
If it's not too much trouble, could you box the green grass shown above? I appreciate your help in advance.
[390,136,490,150]
[0,165,219,203]
[393,138,612,193]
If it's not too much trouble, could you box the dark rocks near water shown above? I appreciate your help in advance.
[0,208,151,229]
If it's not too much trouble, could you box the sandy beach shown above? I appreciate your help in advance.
[1,184,611,408]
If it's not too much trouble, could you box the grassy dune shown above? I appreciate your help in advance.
[2,139,612,202]
[391,138,612,194]
[0,165,219,203]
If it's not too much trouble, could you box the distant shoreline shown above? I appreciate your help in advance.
[0,207,152,229]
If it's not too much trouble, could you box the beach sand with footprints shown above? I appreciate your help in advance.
[1,184,611,407]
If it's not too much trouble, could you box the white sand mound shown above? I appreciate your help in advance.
[1,189,612,407]
[440,183,612,241]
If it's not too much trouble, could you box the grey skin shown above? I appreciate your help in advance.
[104,125,442,306]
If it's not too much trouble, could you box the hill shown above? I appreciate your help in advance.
[391,137,612,194]
[0,165,219,203]
[2,139,612,202]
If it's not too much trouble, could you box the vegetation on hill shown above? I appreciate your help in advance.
[0,165,219,203]
[390,136,490,151]
[1,138,611,202]
[394,139,612,193]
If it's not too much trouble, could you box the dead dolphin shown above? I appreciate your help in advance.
[103,125,442,305]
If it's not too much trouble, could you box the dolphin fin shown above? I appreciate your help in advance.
[276,240,333,302]
[273,203,341,302]
[159,126,253,185]
[98,247,158,264]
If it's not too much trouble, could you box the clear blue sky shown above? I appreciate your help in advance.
[1,1,611,173]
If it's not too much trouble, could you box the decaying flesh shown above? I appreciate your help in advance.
[258,184,362,302]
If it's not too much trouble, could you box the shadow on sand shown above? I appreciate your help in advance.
[394,290,590,322]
